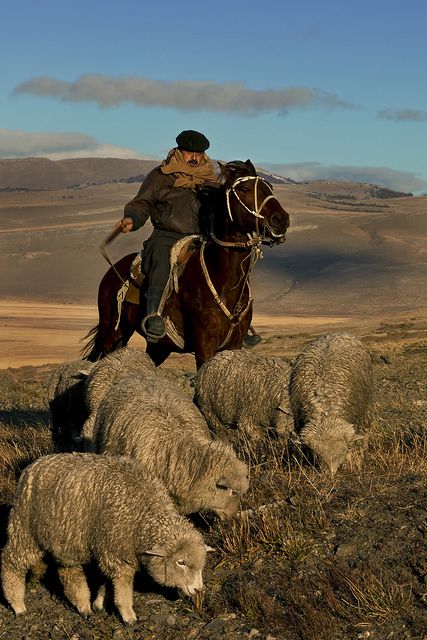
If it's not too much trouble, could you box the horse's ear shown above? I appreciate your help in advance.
[218,161,230,180]
[245,159,257,175]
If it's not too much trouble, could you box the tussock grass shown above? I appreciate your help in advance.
[202,347,426,636]
[0,330,425,639]
[0,422,53,503]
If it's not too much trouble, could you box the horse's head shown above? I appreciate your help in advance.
[218,160,290,245]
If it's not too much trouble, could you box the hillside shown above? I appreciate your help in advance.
[0,157,160,190]
[0,175,425,369]
[0,157,414,195]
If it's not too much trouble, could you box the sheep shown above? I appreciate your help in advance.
[92,375,249,519]
[289,332,374,474]
[193,349,294,445]
[46,358,95,451]
[81,347,157,446]
[1,452,209,625]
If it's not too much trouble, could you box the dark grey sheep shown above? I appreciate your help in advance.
[46,359,94,451]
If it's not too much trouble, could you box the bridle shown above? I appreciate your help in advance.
[225,175,276,221]
[200,173,288,347]
[214,175,287,248]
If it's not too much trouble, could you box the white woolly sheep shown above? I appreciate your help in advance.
[81,347,157,445]
[46,359,95,451]
[193,349,293,444]
[289,333,374,474]
[92,375,249,518]
[1,453,209,625]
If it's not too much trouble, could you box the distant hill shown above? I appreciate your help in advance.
[0,157,412,198]
[0,157,160,190]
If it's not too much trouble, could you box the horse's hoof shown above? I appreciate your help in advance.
[243,333,262,348]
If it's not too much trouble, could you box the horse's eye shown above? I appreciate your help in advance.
[238,186,249,194]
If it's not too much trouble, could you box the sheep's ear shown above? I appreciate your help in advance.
[143,547,166,557]
[76,369,91,378]
[277,405,292,415]
[205,545,215,552]
[216,476,230,489]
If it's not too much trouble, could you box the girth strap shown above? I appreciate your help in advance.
[199,241,253,324]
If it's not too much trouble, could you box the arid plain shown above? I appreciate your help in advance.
[0,178,426,370]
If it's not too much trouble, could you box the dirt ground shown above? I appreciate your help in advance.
[0,311,426,640]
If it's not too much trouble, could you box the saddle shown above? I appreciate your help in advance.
[116,235,202,348]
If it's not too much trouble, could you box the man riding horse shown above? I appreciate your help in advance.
[118,129,261,346]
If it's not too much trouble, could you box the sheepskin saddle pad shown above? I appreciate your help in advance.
[124,234,202,306]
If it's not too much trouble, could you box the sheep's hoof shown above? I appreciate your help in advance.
[13,604,27,616]
[121,610,137,626]
[92,599,104,612]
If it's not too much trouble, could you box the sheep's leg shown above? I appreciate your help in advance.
[1,537,43,615]
[274,408,294,440]
[111,566,137,625]
[1,564,28,615]
[238,418,261,442]
[58,565,92,617]
[92,582,107,611]
[81,415,96,451]
[204,411,227,435]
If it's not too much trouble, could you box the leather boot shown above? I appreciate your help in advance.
[243,325,262,348]
[142,287,166,342]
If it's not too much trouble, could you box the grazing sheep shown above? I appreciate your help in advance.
[289,333,374,474]
[193,349,293,444]
[81,347,157,445]
[1,453,209,625]
[93,375,249,518]
[46,359,94,451]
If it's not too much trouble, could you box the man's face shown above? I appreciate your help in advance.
[181,150,204,167]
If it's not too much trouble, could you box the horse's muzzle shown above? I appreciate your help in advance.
[265,207,290,244]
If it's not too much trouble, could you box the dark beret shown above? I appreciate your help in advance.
[176,130,210,153]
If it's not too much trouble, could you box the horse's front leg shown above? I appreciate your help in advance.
[192,322,231,369]
[145,342,173,367]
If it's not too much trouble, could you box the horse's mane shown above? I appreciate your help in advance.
[196,160,258,238]
[196,184,225,238]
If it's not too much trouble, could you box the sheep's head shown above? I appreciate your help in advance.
[212,467,250,519]
[301,417,363,475]
[142,530,210,596]
[187,443,250,519]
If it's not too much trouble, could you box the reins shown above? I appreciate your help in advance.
[200,174,274,347]
[99,221,129,285]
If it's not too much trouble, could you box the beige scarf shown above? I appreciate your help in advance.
[160,148,220,188]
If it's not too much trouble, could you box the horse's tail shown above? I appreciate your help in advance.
[80,252,139,361]
[80,325,101,361]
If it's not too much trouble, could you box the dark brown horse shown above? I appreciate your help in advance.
[81,160,290,368]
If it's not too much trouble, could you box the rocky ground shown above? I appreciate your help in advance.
[0,317,426,640]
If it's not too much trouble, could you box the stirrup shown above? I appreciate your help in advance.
[142,313,167,342]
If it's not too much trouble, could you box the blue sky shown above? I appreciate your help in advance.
[1,0,426,193]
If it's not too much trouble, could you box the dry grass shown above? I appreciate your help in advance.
[0,326,425,639]
[0,422,53,503]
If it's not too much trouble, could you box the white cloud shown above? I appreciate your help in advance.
[0,129,144,159]
[261,162,427,194]
[12,74,357,114]
[378,108,427,122]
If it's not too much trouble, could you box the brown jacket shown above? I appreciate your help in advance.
[124,167,204,235]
